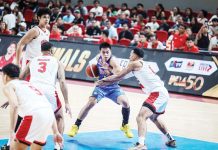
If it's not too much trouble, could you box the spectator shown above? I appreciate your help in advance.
[208,30,218,51]
[209,8,218,22]
[147,34,165,50]
[3,7,16,30]
[47,0,55,9]
[172,24,189,50]
[130,7,138,22]
[186,27,193,37]
[114,13,129,28]
[105,20,118,40]
[72,9,85,25]
[62,1,73,13]
[158,17,170,32]
[74,0,88,16]
[56,17,65,35]
[183,8,194,23]
[0,0,5,19]
[145,16,160,32]
[86,12,96,27]
[197,9,208,24]
[118,23,133,41]
[168,7,181,22]
[169,15,184,32]
[155,3,165,20]
[11,27,18,35]
[106,4,117,17]
[99,30,113,45]
[66,25,82,37]
[100,12,109,26]
[184,37,199,53]
[208,18,218,36]
[50,23,61,40]
[195,25,210,49]
[90,0,103,16]
[132,14,145,30]
[136,3,147,19]
[50,7,62,23]
[13,6,25,24]
[17,22,27,36]
[117,3,130,18]
[63,9,75,23]
[137,32,148,48]
[30,14,38,28]
[130,33,140,46]
[190,17,201,33]
[86,20,101,37]
[0,21,11,35]
[143,26,153,36]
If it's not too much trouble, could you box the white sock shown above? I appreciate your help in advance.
[54,142,61,150]
[138,136,145,145]
[7,139,10,146]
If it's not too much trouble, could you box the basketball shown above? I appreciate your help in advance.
[86,64,99,78]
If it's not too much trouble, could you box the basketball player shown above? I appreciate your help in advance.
[15,8,51,69]
[68,42,133,138]
[1,63,63,150]
[19,42,72,150]
[97,48,176,149]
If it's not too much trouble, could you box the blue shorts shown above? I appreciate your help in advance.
[91,84,125,103]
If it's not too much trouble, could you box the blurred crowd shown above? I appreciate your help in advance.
[0,0,218,53]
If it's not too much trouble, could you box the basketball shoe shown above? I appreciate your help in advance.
[120,124,134,138]
[68,125,79,137]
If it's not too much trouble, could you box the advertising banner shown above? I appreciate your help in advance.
[0,35,217,98]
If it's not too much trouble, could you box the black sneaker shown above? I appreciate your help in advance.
[0,144,10,150]
[166,139,176,147]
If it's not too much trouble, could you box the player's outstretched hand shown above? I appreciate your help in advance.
[65,103,72,118]
[53,132,63,148]
[1,101,9,109]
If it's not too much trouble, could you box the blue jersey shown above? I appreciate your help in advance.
[97,56,113,80]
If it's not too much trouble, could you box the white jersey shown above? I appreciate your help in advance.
[29,55,59,90]
[25,26,50,60]
[132,61,165,93]
[9,80,51,117]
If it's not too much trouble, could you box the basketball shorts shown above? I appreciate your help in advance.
[15,107,54,146]
[33,84,62,113]
[91,84,125,103]
[143,88,169,114]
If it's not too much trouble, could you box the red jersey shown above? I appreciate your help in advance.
[184,45,199,53]
[173,33,188,50]
[0,54,15,68]
[137,41,148,48]
[99,37,113,45]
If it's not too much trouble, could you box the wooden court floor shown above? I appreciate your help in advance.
[0,78,218,145]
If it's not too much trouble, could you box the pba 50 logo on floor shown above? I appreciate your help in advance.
[165,57,217,76]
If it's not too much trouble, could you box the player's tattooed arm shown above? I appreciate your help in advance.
[19,63,30,80]
[57,61,72,118]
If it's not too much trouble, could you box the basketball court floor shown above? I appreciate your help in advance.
[0,78,218,149]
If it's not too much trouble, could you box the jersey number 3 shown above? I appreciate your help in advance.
[38,62,47,73]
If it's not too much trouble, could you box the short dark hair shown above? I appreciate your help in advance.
[186,36,194,41]
[2,63,20,78]
[37,8,51,17]
[41,41,53,51]
[102,30,109,37]
[133,48,144,58]
[99,42,111,50]
[212,18,218,22]
[93,0,100,4]
[137,3,144,8]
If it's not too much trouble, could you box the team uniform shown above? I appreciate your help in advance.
[92,56,124,102]
[9,80,54,146]
[0,54,15,68]
[22,26,50,70]
[132,61,169,114]
[29,55,61,113]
